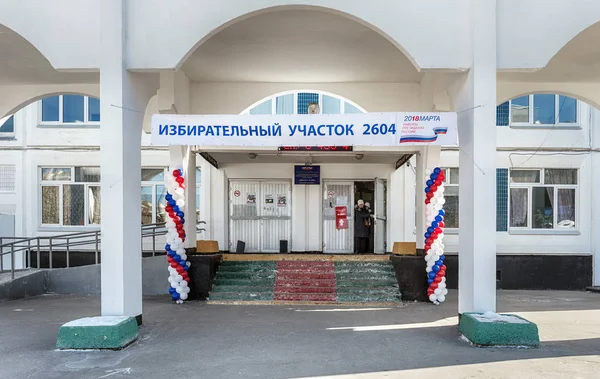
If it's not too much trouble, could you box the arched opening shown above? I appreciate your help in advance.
[240,90,367,115]
[496,93,582,127]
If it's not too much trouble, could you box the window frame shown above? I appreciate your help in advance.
[440,168,459,232]
[241,90,367,115]
[38,95,100,127]
[508,168,579,233]
[39,166,101,228]
[0,115,15,138]
[508,94,580,128]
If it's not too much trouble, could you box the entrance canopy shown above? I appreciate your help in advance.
[151,112,457,147]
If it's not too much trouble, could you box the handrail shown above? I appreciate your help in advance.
[0,221,207,280]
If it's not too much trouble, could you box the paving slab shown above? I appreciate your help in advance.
[0,290,599,379]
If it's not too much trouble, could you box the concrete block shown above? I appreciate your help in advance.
[459,312,540,347]
[56,316,138,350]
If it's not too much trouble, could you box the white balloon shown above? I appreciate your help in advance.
[442,277,447,283]
[434,203,443,211]
[426,266,432,273]
[439,185,445,194]
[438,282,446,289]
[423,255,429,262]
[184,287,190,294]
[429,294,437,302]
[176,274,183,282]
[435,191,443,198]
[176,199,185,207]
[180,281,188,288]
[170,281,177,289]
[425,210,431,217]
[430,197,438,205]
[180,254,187,261]
[442,288,448,296]
[175,187,185,196]
[438,198,446,205]
[167,276,173,283]
[186,261,191,267]
[176,286,183,294]
[438,295,446,302]
[176,248,185,255]
[434,288,442,295]
[180,292,188,300]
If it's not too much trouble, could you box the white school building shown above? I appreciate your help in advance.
[1,0,600,321]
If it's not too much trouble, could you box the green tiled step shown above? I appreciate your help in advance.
[209,292,274,301]
[213,278,276,286]
[219,261,277,267]
[335,287,400,294]
[335,274,397,281]
[210,285,273,293]
[337,293,401,302]
[335,279,398,287]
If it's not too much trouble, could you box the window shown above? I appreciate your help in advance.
[0,166,16,192]
[243,91,366,115]
[441,168,459,228]
[141,168,201,225]
[509,169,577,230]
[40,167,101,226]
[496,94,578,127]
[0,115,14,136]
[40,95,100,124]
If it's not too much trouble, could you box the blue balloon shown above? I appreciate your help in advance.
[432,265,440,272]
[168,200,176,207]
[428,279,434,285]
[431,172,438,179]
[424,232,431,239]
[438,209,445,216]
[168,250,175,257]
[184,265,189,272]
[435,216,443,222]
[169,288,176,294]
[424,187,430,193]
[435,260,443,267]
[427,227,434,233]
[434,168,441,174]
[165,243,171,251]
[179,259,186,266]
[173,254,180,261]
[177,211,185,218]
[428,271,436,279]
[165,194,172,201]
[172,293,180,301]
[431,221,438,229]
[173,205,180,213]
[180,218,185,225]
[426,180,434,186]
[178,169,183,176]
[439,255,445,261]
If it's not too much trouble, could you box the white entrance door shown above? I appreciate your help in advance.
[374,178,387,254]
[229,180,291,253]
[0,214,15,269]
[323,181,354,253]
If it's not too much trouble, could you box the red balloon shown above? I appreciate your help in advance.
[172,170,181,177]
[425,244,431,250]
[176,176,184,184]
[435,228,443,234]
[184,277,190,283]
[434,276,442,283]
[176,266,184,273]
[168,211,175,218]
[430,282,438,289]
[170,262,178,268]
[430,185,438,192]
[438,221,445,228]
[438,270,446,277]
[426,192,434,198]
[441,265,447,271]
[165,205,172,212]
[176,223,184,230]
[182,272,189,279]
[167,256,174,263]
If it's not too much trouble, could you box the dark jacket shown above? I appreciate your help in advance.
[354,207,371,238]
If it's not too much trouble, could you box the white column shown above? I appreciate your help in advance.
[99,0,157,319]
[415,146,441,250]
[591,108,600,286]
[453,0,497,314]
[168,146,196,249]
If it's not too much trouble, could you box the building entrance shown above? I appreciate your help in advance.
[322,179,387,254]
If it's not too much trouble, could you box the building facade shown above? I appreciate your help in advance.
[1,0,600,320]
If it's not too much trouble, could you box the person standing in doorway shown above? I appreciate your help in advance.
[355,199,370,254]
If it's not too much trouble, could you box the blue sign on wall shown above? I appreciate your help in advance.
[294,165,320,185]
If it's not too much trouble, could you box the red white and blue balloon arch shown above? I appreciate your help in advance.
[164,168,191,303]
[424,167,448,304]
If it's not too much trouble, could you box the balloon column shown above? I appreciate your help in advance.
[424,167,448,305]
[164,168,191,304]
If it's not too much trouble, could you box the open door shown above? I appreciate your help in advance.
[374,178,387,254]
[323,181,354,253]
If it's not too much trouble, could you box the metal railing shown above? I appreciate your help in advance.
[0,221,206,280]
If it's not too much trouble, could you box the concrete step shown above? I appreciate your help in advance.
[213,278,275,286]
[216,272,276,280]
[274,286,337,294]
[209,291,274,301]
[210,285,274,293]
[336,293,401,302]
[274,293,337,302]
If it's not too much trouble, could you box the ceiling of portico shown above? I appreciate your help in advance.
[201,150,406,165]
[498,21,600,83]
[0,25,97,85]
[182,10,422,83]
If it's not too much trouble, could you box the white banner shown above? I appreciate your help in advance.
[151,112,457,147]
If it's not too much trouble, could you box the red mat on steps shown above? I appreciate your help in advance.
[274,261,337,302]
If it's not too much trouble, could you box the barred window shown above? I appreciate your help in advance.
[0,166,16,192]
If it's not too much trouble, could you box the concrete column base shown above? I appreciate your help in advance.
[458,312,540,347]
[56,316,138,350]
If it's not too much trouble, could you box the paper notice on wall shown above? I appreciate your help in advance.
[264,194,274,208]
[277,194,287,207]
[336,196,347,206]
[246,193,256,206]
